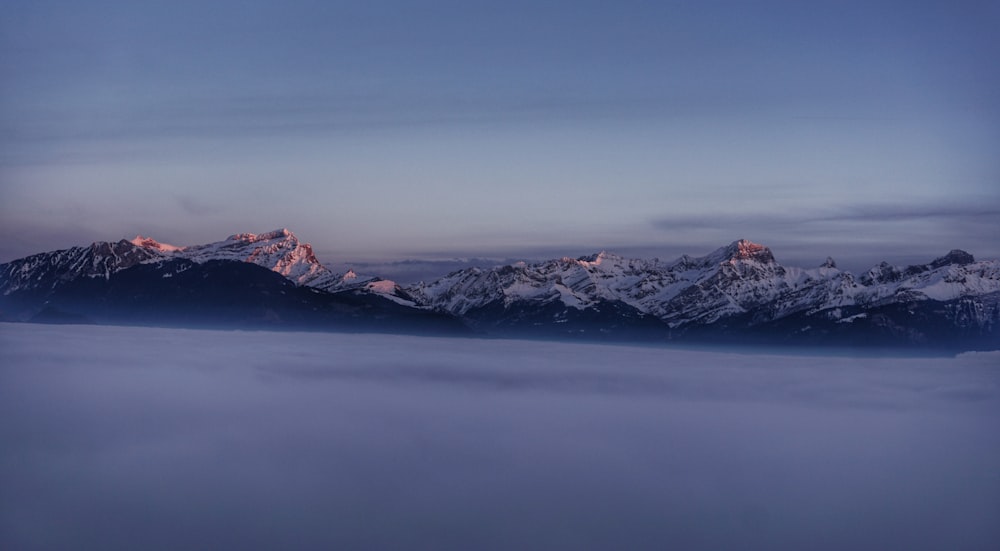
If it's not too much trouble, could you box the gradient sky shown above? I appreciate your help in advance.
[2,0,998,271]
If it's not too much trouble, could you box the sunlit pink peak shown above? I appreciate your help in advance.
[703,239,775,266]
[342,269,357,281]
[732,239,766,255]
[129,235,183,252]
[727,239,774,262]
[226,228,295,243]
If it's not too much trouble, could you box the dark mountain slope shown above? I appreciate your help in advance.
[3,259,465,336]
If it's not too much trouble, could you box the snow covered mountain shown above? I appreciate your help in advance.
[0,228,401,297]
[131,228,390,293]
[404,239,1000,347]
[0,239,165,296]
[2,232,997,349]
[0,229,456,334]
[407,240,999,322]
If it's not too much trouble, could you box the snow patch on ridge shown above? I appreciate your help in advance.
[130,236,184,252]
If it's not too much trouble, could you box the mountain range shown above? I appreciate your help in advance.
[2,229,998,350]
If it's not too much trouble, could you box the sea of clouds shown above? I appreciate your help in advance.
[1,323,998,550]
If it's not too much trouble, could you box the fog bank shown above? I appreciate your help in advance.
[1,323,998,550]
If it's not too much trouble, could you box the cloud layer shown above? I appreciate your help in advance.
[2,323,998,550]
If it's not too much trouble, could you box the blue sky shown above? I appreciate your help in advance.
[2,0,998,271]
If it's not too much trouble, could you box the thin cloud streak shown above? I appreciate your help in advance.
[0,92,700,164]
[814,204,1000,222]
[650,202,1000,231]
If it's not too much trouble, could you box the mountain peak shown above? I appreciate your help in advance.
[129,235,183,252]
[719,239,775,264]
[821,257,837,269]
[930,249,974,269]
